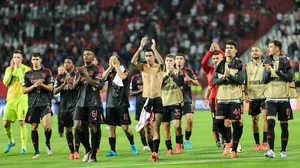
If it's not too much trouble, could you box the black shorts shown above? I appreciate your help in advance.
[248,99,266,116]
[106,107,131,126]
[25,106,53,124]
[135,97,147,120]
[60,111,74,127]
[182,103,194,115]
[216,102,242,120]
[74,106,104,124]
[162,105,182,122]
[266,101,293,121]
[209,98,216,115]
[144,97,163,114]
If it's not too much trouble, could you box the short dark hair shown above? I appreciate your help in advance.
[115,55,122,63]
[269,40,282,52]
[64,57,75,64]
[13,50,23,57]
[226,40,238,49]
[31,52,42,58]
[84,48,93,52]
[175,53,185,60]
[166,54,175,59]
[84,48,95,56]
[212,50,219,56]
[145,49,154,54]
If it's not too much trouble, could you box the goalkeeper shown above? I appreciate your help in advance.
[3,50,31,154]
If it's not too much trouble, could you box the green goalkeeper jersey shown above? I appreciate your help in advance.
[3,64,31,102]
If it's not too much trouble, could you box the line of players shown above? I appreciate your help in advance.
[2,38,199,162]
[2,38,295,162]
[202,40,296,158]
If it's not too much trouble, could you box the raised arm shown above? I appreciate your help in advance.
[73,72,82,89]
[201,51,213,74]
[54,75,67,94]
[77,67,99,88]
[22,84,38,94]
[151,39,164,65]
[22,73,38,94]
[185,69,200,86]
[12,66,30,84]
[102,59,114,81]
[3,67,13,86]
[39,81,53,92]
[131,38,147,71]
[113,57,127,80]
[202,42,218,74]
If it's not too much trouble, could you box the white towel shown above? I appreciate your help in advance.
[135,98,154,132]
[112,65,125,86]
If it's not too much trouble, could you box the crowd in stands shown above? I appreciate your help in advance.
[0,0,298,89]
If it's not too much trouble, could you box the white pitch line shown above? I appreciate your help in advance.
[81,155,300,168]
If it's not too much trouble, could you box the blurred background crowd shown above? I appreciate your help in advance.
[0,0,299,100]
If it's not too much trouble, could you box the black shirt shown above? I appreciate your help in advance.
[22,68,54,107]
[105,67,130,108]
[54,70,78,112]
[182,67,197,103]
[130,73,146,109]
[74,65,103,107]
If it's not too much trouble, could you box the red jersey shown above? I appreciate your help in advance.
[201,50,225,99]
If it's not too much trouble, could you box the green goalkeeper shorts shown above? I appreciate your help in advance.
[3,101,28,122]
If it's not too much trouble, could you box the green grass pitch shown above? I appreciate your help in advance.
[0,110,299,168]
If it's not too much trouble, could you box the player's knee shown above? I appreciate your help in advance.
[90,127,97,134]
[173,122,181,130]
[44,125,51,131]
[163,123,170,129]
[252,118,259,125]
[3,122,10,128]
[19,121,26,127]
[121,125,129,132]
[66,127,73,132]
[74,125,81,132]
[187,118,193,125]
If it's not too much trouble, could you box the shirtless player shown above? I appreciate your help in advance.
[131,37,164,161]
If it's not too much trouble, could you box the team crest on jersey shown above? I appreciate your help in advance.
[30,75,34,78]
[41,73,46,78]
